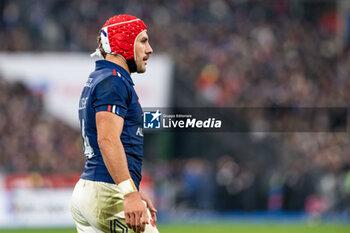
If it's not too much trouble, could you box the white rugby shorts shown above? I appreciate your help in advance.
[71,179,159,233]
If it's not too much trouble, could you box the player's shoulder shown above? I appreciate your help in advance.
[91,69,129,92]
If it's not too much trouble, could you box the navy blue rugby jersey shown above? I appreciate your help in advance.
[78,60,144,189]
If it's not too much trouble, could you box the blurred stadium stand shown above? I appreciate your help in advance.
[0,0,350,227]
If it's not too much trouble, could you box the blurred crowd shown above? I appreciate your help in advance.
[0,0,349,213]
[0,76,84,173]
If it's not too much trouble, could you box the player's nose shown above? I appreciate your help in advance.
[146,42,153,55]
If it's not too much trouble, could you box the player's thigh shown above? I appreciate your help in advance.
[88,181,127,232]
[71,179,100,233]
[71,179,116,233]
[75,221,98,233]
[71,180,89,227]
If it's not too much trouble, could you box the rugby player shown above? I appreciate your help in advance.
[71,14,158,233]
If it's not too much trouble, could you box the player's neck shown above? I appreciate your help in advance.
[105,54,130,74]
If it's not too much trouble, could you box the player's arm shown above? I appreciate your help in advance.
[96,111,148,233]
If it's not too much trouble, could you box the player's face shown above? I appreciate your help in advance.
[135,31,153,73]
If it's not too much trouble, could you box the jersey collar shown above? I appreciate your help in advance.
[95,60,135,86]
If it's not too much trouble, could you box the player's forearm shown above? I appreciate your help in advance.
[98,137,131,184]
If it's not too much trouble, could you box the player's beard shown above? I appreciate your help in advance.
[136,59,146,73]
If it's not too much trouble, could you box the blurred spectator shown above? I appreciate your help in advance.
[0,76,84,174]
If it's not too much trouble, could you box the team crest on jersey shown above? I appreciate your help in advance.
[143,110,161,129]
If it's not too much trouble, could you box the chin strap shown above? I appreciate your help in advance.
[127,59,137,73]
[90,48,102,58]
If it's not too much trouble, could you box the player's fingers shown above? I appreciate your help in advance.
[135,211,141,233]
[140,210,148,232]
[149,207,157,222]
[125,212,131,229]
[142,213,148,225]
[151,211,157,222]
[144,198,157,213]
[140,218,146,232]
[129,212,136,232]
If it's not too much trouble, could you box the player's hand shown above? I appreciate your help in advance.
[140,191,158,222]
[124,192,148,233]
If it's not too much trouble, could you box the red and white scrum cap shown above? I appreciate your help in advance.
[93,14,147,62]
